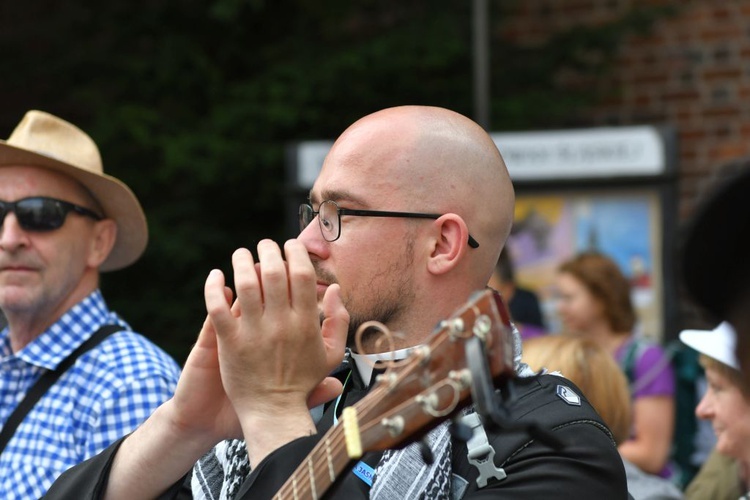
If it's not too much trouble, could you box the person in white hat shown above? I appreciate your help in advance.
[680,322,750,499]
[0,110,180,498]
[681,164,750,387]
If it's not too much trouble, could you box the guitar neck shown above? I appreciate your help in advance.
[272,289,514,500]
[273,424,350,500]
[272,363,480,500]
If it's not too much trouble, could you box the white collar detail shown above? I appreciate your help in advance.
[350,346,414,387]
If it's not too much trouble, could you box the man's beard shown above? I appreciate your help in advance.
[315,237,416,353]
[345,289,408,351]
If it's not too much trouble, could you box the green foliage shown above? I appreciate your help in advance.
[0,0,671,362]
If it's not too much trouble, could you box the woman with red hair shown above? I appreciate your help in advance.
[555,251,675,478]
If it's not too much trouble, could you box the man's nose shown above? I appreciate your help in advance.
[0,212,30,251]
[297,218,329,257]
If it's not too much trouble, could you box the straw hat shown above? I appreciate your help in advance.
[0,110,147,271]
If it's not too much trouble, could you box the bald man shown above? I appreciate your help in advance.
[46,107,628,499]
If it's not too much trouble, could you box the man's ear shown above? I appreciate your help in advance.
[87,219,118,268]
[426,214,471,276]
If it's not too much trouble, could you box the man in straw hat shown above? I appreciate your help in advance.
[0,110,180,498]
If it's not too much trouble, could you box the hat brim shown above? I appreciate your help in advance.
[682,167,750,319]
[0,141,147,271]
[679,322,739,370]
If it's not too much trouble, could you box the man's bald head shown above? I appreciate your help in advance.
[321,106,514,283]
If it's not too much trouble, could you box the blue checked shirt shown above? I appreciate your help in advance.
[0,290,181,499]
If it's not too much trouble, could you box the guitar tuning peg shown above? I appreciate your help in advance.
[449,421,474,443]
[419,439,434,465]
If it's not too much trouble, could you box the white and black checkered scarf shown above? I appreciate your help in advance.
[191,325,525,500]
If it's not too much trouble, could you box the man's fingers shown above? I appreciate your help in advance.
[193,314,218,351]
[205,269,235,337]
[232,247,263,318]
[284,239,317,313]
[223,286,234,306]
[320,284,349,370]
[307,377,344,409]
[226,286,244,319]
[255,240,289,313]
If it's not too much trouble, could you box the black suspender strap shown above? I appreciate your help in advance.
[0,324,124,455]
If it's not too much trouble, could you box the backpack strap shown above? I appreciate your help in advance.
[0,324,124,455]
[621,338,677,395]
[462,412,506,488]
[620,339,640,386]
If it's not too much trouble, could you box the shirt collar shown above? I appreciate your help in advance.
[348,316,526,385]
[7,290,125,370]
[350,346,415,387]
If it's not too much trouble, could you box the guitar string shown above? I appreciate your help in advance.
[276,382,391,499]
[276,373,462,498]
[276,375,376,499]
[276,378,460,500]
[276,298,504,499]
[276,311,480,499]
[276,418,347,499]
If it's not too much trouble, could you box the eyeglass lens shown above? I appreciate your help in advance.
[299,204,313,231]
[317,201,338,241]
[298,201,339,242]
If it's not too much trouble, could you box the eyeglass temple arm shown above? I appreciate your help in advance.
[338,209,479,248]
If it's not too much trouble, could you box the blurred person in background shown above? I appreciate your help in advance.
[523,334,684,499]
[488,247,546,341]
[681,163,750,388]
[680,322,750,499]
[555,251,675,477]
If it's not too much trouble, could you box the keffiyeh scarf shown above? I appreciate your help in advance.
[192,324,527,500]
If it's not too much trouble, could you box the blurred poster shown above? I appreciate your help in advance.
[506,189,663,340]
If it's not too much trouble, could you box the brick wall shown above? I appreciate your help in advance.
[499,0,750,329]
[500,0,750,218]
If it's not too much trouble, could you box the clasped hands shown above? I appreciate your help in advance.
[172,239,349,466]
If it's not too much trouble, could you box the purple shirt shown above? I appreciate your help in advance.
[615,336,676,478]
[517,323,546,342]
[615,337,675,399]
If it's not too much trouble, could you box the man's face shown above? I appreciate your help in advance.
[297,162,419,348]
[695,366,750,461]
[0,166,101,322]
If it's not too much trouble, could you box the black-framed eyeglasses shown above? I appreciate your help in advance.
[299,200,480,248]
[0,196,103,232]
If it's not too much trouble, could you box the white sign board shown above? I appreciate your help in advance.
[292,126,667,188]
[491,126,667,181]
[294,140,334,189]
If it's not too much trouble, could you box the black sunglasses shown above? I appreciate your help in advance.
[0,196,103,232]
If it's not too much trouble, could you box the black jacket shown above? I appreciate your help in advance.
[46,374,628,499]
